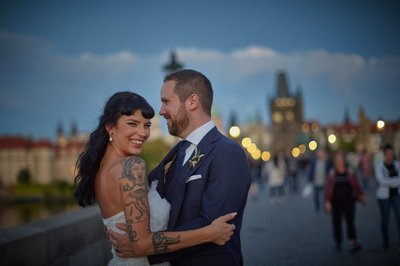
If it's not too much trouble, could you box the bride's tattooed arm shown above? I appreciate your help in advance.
[120,157,150,243]
[120,156,183,253]
[116,156,232,256]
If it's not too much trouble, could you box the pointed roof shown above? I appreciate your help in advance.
[276,71,289,98]
[296,85,303,100]
[344,107,351,124]
[56,122,64,136]
[358,104,366,119]
[228,111,238,127]
[70,121,78,137]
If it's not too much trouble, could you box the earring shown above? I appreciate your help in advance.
[109,135,113,142]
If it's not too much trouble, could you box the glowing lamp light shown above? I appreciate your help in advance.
[309,140,318,151]
[247,143,257,154]
[291,147,300,158]
[328,134,337,144]
[302,123,310,133]
[241,137,252,148]
[229,126,241,138]
[298,144,306,153]
[311,123,319,132]
[376,120,385,130]
[261,151,271,161]
[252,149,261,160]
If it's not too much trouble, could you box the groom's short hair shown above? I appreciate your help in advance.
[164,69,213,116]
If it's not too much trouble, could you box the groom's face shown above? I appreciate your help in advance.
[160,80,190,138]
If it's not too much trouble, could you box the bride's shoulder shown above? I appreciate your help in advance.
[119,156,146,168]
[116,156,147,184]
[108,156,146,173]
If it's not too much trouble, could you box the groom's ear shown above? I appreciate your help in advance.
[186,93,200,111]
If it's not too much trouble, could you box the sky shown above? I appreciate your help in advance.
[0,0,399,141]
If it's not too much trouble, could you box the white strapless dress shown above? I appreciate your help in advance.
[103,181,171,266]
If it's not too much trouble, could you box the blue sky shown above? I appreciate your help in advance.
[1,0,399,140]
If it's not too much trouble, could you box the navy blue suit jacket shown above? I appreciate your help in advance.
[147,127,251,266]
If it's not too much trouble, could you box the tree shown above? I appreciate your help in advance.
[141,139,172,172]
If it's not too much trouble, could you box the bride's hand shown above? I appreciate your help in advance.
[209,212,237,245]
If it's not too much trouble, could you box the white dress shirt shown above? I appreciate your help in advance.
[181,120,214,165]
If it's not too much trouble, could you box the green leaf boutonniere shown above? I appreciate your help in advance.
[189,147,204,170]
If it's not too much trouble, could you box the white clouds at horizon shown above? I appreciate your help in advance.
[1,30,399,139]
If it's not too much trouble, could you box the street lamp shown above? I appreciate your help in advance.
[229,126,241,139]
[328,134,337,144]
[376,117,385,146]
[309,140,318,151]
[376,119,385,131]
[241,137,252,148]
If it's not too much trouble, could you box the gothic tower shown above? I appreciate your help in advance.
[269,71,303,154]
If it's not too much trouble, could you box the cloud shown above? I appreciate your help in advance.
[174,46,400,123]
[1,30,399,139]
[58,50,138,79]
[177,46,400,94]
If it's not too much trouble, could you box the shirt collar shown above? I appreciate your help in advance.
[185,120,214,146]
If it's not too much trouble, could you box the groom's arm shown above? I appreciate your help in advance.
[177,141,251,230]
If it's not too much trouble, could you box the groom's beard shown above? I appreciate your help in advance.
[168,104,189,137]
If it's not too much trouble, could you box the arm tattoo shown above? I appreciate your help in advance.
[120,157,149,242]
[126,219,138,242]
[152,232,181,254]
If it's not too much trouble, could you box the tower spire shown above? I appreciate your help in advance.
[276,71,289,97]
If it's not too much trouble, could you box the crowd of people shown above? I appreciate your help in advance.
[249,144,400,253]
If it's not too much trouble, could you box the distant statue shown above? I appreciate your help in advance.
[163,50,184,74]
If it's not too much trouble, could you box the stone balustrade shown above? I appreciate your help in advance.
[0,205,112,266]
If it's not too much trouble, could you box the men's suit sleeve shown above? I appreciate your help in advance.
[176,141,251,230]
[148,140,251,264]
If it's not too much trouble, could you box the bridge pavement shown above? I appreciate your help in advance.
[241,180,400,266]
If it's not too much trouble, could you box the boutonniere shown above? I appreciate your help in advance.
[189,147,204,170]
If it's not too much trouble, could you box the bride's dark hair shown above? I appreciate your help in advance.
[73,91,155,207]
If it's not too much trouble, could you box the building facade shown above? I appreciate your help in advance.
[269,71,304,154]
[0,124,87,186]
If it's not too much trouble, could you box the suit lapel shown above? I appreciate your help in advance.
[151,143,179,198]
[168,127,221,228]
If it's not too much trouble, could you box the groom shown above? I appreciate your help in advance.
[112,69,251,265]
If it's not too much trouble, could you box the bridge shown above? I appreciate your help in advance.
[1,180,399,265]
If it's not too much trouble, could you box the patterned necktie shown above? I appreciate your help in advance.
[173,140,191,175]
[165,140,191,200]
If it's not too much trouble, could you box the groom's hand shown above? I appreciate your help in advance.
[210,212,236,245]
[109,222,136,258]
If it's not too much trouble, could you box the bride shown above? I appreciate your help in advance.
[73,92,235,266]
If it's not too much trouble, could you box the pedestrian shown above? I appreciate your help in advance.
[358,149,374,190]
[375,143,400,251]
[249,157,262,201]
[287,155,299,193]
[109,69,251,265]
[325,152,366,252]
[308,149,330,212]
[264,154,286,203]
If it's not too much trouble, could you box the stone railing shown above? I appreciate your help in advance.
[0,205,112,266]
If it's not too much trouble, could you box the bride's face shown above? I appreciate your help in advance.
[108,110,151,156]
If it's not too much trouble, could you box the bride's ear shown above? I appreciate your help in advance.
[105,124,113,136]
